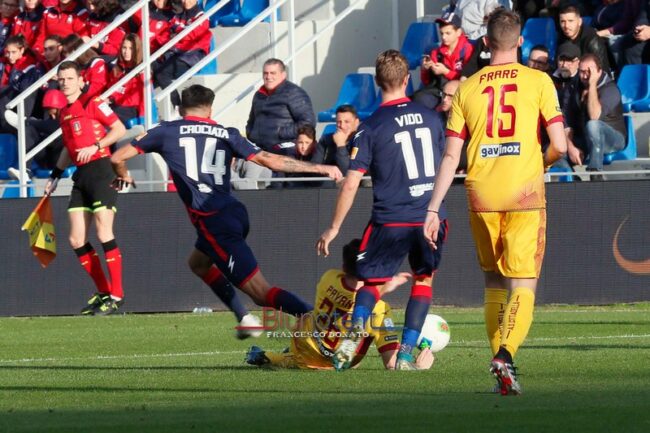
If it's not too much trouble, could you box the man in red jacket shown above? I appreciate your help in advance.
[34,0,88,53]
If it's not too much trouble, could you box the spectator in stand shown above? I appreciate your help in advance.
[11,0,45,55]
[415,10,473,110]
[558,5,612,73]
[0,35,43,132]
[285,124,320,188]
[35,0,88,54]
[246,58,315,154]
[5,89,66,177]
[81,0,126,62]
[628,18,650,64]
[41,34,62,71]
[107,33,144,124]
[551,42,586,170]
[152,0,211,107]
[312,104,359,176]
[592,0,626,32]
[578,53,626,178]
[124,0,174,54]
[594,0,646,70]
[62,34,108,105]
[526,45,552,73]
[454,0,503,41]
[0,0,20,52]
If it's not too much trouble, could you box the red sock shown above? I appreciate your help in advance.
[74,244,110,294]
[103,241,123,299]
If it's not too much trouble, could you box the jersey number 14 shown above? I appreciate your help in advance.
[179,137,226,185]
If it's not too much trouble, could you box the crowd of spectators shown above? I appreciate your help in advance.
[0,0,646,184]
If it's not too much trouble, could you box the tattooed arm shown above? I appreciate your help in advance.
[251,151,342,180]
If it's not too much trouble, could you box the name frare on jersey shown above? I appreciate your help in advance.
[480,143,521,159]
[479,68,519,84]
[180,124,229,139]
[409,182,433,197]
[395,113,423,127]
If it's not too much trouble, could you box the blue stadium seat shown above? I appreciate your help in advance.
[33,164,76,179]
[1,180,34,198]
[197,37,218,75]
[521,18,557,63]
[219,0,272,27]
[318,73,378,122]
[603,116,637,164]
[581,16,593,27]
[321,123,336,136]
[204,0,241,28]
[0,133,17,180]
[401,22,440,70]
[618,65,650,112]
[547,166,574,182]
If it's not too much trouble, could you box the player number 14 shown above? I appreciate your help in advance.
[179,137,226,185]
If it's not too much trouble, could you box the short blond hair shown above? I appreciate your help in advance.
[487,8,521,52]
[375,49,409,92]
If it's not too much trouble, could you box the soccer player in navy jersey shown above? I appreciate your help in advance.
[316,50,448,370]
[110,84,342,322]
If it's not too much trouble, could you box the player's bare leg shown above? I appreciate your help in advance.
[69,210,111,315]
[490,276,537,395]
[188,249,260,339]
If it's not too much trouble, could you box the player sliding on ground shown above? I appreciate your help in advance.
[110,85,342,330]
[316,50,448,371]
[423,9,567,395]
[245,239,434,370]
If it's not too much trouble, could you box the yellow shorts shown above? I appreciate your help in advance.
[469,209,546,278]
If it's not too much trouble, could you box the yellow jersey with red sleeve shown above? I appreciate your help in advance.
[268,269,400,370]
[446,63,563,211]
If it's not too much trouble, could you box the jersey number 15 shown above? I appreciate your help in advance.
[179,137,226,185]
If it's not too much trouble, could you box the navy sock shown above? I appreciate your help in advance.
[202,266,248,321]
[265,287,312,316]
[399,284,432,356]
[351,285,380,331]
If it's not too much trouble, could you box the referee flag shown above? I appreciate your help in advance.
[21,196,57,268]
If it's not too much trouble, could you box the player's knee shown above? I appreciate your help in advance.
[96,228,114,244]
[68,235,85,249]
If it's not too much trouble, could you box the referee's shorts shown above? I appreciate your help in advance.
[68,157,118,213]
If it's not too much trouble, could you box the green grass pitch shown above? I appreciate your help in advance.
[1,304,649,433]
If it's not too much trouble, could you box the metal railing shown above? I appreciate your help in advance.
[7,0,235,197]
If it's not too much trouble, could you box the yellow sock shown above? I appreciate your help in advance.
[500,287,536,358]
[484,288,509,356]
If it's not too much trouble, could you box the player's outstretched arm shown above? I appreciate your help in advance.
[110,144,139,190]
[423,136,463,250]
[316,170,363,257]
[251,151,342,181]
[543,122,568,167]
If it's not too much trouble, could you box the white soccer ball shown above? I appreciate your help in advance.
[416,314,450,353]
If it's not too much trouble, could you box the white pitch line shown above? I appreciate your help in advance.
[451,333,650,346]
[0,350,245,364]
[1,334,649,365]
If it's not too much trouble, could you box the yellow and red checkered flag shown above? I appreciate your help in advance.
[21,195,57,268]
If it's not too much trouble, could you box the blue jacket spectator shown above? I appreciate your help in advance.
[246,58,315,154]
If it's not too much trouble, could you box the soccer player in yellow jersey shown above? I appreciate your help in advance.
[245,239,434,370]
[423,9,567,395]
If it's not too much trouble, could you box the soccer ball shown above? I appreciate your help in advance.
[416,314,450,353]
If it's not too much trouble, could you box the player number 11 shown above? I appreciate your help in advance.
[394,128,435,180]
